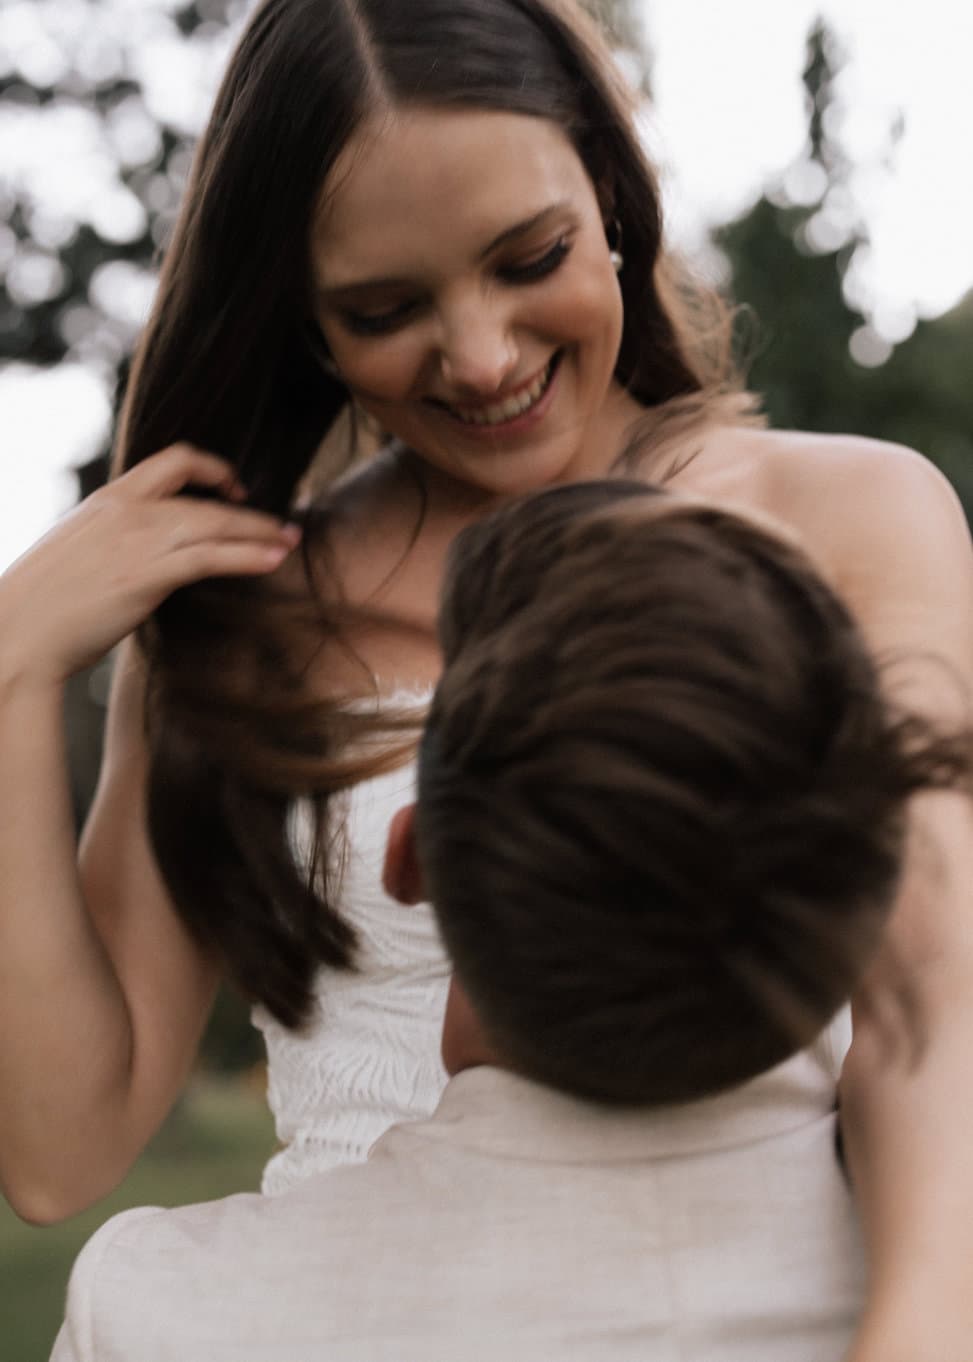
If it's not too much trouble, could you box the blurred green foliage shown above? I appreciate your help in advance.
[0,1080,273,1362]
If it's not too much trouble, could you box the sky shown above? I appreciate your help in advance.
[1,0,971,572]
[640,0,973,327]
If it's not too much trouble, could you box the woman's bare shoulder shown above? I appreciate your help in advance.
[751,428,950,504]
[688,425,943,502]
[684,426,965,560]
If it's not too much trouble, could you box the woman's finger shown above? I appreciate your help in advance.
[165,503,302,549]
[168,539,297,585]
[115,445,244,502]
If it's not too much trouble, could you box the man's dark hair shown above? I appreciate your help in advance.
[417,481,970,1106]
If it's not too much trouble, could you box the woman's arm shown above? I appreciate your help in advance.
[0,448,299,1222]
[784,439,973,1359]
[840,795,973,1362]
[0,649,220,1224]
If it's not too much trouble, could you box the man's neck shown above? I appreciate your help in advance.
[441,978,505,1077]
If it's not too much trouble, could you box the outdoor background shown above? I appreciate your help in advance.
[1,0,971,1357]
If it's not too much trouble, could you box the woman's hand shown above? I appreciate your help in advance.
[0,444,301,687]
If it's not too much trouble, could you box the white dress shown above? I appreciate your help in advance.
[254,745,854,1196]
[254,756,452,1194]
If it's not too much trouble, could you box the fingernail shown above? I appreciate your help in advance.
[281,522,303,545]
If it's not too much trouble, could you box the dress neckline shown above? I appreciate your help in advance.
[339,684,435,715]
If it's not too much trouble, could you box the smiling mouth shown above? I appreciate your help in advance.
[436,353,562,428]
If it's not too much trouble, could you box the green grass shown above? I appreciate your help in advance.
[0,1078,275,1362]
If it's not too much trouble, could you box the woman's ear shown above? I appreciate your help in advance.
[383,803,426,905]
[595,167,617,225]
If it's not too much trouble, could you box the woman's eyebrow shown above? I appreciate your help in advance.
[478,201,573,257]
[318,201,574,300]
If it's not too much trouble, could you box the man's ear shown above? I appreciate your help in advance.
[383,803,426,905]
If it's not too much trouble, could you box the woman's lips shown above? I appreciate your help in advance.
[433,353,563,433]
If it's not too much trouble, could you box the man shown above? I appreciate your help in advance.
[54,483,959,1361]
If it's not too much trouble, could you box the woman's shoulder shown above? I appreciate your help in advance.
[685,426,966,567]
[689,425,948,508]
[753,427,951,507]
[766,431,967,590]
[689,428,973,712]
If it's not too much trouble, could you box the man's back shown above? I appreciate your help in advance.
[53,1030,863,1362]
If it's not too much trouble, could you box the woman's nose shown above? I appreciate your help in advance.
[438,306,518,396]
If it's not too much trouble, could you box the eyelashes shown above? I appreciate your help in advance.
[501,237,571,284]
[342,300,418,337]
[340,236,574,337]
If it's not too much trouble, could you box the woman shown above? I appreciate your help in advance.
[0,0,970,1350]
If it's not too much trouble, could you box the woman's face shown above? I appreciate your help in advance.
[311,106,635,497]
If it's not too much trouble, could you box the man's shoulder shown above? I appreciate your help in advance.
[51,1081,864,1362]
[52,1207,170,1362]
[70,1164,398,1265]
[53,1168,406,1361]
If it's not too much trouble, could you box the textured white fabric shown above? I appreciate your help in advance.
[51,1061,864,1362]
[254,748,451,1195]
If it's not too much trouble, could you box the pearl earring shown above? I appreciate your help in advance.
[607,217,624,275]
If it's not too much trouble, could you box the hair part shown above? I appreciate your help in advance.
[417,482,971,1105]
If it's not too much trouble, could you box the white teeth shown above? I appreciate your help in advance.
[451,360,554,427]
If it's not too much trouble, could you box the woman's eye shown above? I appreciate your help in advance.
[338,239,572,334]
[342,301,418,336]
[502,238,572,285]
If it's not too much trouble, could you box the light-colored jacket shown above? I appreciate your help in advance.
[52,1053,863,1362]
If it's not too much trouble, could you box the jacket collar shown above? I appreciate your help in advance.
[383,1042,839,1167]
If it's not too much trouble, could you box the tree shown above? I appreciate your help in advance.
[583,0,646,54]
[583,0,652,95]
[717,18,973,516]
[863,295,973,510]
[716,21,869,434]
[0,1,235,393]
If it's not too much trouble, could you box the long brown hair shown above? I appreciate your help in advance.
[116,0,755,1026]
[418,482,970,1104]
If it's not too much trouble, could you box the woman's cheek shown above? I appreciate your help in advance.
[543,262,622,344]
[340,337,424,404]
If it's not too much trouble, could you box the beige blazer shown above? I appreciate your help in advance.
[51,1051,863,1362]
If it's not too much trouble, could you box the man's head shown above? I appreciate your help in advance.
[387,481,966,1106]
